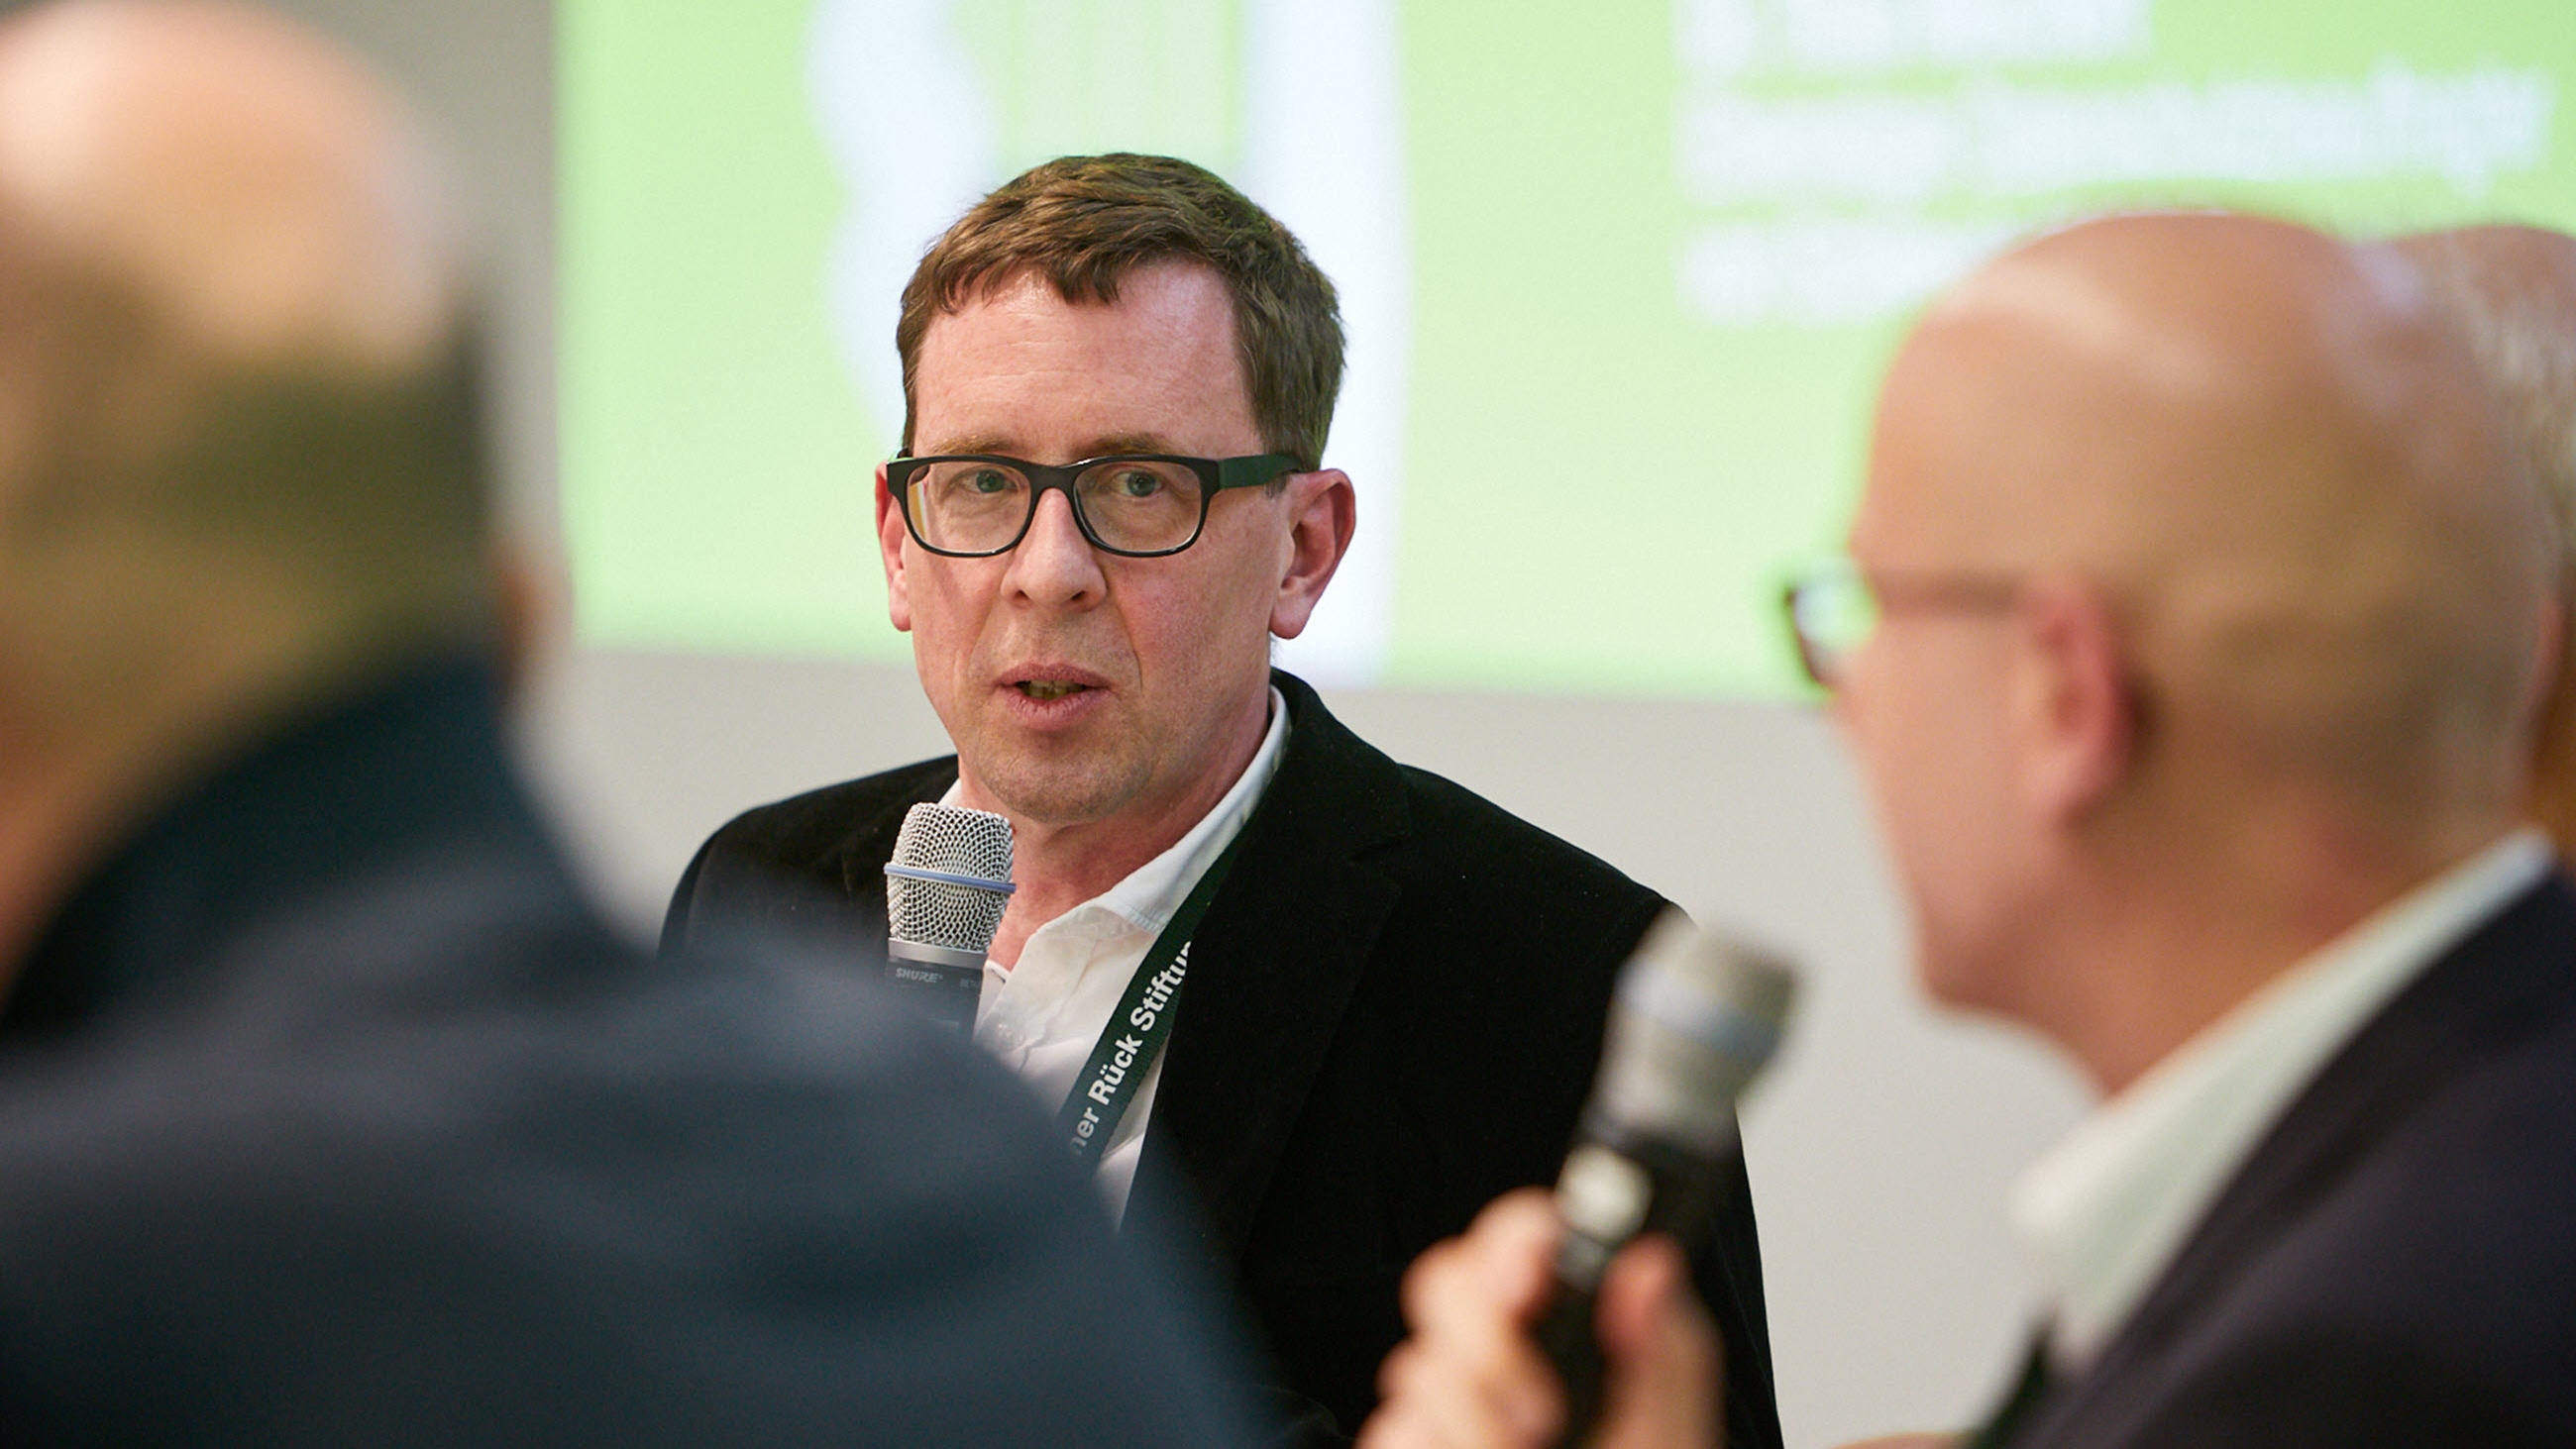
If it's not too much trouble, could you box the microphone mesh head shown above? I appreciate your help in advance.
[886,804,1015,955]
[1589,907,1796,1155]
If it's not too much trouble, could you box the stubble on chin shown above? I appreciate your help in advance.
[959,732,1152,829]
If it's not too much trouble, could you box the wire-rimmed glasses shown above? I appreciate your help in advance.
[1780,559,2021,689]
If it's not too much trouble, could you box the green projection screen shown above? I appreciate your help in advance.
[561,0,2576,696]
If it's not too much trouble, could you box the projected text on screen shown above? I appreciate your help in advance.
[562,0,2574,696]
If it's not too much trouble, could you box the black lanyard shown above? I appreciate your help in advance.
[1054,830,1246,1169]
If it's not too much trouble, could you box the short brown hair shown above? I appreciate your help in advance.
[896,153,1343,470]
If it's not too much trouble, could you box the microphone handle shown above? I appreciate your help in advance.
[881,951,984,1036]
[1532,1273,1608,1447]
[1535,1134,1734,1449]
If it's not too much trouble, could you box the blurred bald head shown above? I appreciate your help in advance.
[0,0,486,749]
[1845,212,2551,1083]
[1890,213,2542,831]
[2387,224,2576,858]
[0,0,490,965]
[0,0,459,366]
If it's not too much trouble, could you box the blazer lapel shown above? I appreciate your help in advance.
[2022,873,2576,1445]
[1128,673,1410,1268]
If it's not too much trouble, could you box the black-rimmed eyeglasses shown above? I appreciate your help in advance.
[1779,559,2021,689]
[887,453,1301,559]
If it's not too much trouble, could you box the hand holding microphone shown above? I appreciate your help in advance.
[1362,909,1795,1449]
[1536,909,1793,1444]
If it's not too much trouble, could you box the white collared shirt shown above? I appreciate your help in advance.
[951,687,1290,1221]
[2008,827,2553,1370]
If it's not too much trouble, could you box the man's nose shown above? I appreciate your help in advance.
[1004,487,1107,607]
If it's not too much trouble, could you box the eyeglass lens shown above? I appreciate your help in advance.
[906,459,1208,555]
[1791,570,1878,685]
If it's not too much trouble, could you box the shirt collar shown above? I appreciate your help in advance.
[2007,827,2553,1369]
[945,686,1291,946]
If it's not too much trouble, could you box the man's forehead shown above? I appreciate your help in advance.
[1855,247,2261,574]
[1846,463,1969,569]
[911,259,1257,456]
[0,0,460,376]
[1850,330,2020,565]
[936,257,1232,336]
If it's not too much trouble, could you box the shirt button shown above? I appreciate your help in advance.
[990,1022,1024,1051]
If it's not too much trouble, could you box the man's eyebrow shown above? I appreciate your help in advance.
[918,433,1020,458]
[916,433,1192,461]
[1079,434,1185,458]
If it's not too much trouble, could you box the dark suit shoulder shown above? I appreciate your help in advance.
[2092,1025,2576,1448]
[662,757,955,955]
[1194,679,1772,1445]
[2031,878,2576,1449]
[2200,877,2576,1343]
[2179,1000,2576,1439]
[1350,758,1671,1055]
[1262,743,1664,1148]
[1386,760,1661,915]
[1266,671,1662,934]
[693,756,958,884]
[0,890,1247,1447]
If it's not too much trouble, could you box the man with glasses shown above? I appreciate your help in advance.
[662,153,1781,1448]
[1362,212,2576,1448]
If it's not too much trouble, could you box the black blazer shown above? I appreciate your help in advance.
[2002,873,2576,1447]
[666,670,1783,1446]
[0,661,1248,1448]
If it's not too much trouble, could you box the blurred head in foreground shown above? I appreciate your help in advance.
[1831,212,2552,1090]
[0,0,489,973]
[0,9,1258,1445]
[2387,224,2576,861]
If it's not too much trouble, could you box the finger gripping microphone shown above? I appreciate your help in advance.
[883,803,1015,1036]
[1534,907,1796,1447]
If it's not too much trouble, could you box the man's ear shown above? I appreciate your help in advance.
[876,463,912,633]
[1269,468,1355,639]
[2009,576,2133,825]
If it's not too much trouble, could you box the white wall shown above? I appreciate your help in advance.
[267,3,2092,1444]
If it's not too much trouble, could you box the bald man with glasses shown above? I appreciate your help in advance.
[1364,212,2576,1449]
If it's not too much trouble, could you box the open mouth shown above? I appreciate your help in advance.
[1016,680,1093,701]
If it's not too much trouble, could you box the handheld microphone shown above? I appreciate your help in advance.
[1533,907,1796,1446]
[883,803,1015,1036]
